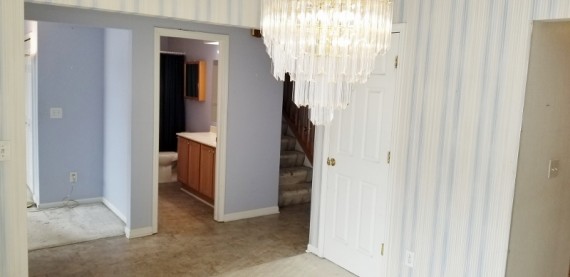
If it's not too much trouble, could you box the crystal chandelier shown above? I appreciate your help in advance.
[261,0,393,125]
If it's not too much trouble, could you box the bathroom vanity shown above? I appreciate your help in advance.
[177,132,216,204]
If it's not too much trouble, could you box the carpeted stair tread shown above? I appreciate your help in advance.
[279,166,312,185]
[281,136,296,152]
[279,182,312,192]
[279,120,312,207]
[279,184,312,206]
[280,150,305,168]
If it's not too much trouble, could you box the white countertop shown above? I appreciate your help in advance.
[177,132,217,148]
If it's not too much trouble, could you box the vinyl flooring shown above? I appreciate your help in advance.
[28,182,310,277]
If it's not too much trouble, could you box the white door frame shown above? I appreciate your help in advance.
[153,28,230,232]
[25,28,40,204]
[310,24,407,265]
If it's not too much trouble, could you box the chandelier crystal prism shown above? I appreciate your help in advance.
[261,0,393,125]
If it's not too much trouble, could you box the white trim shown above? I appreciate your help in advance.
[36,197,103,209]
[384,23,407,277]
[306,244,322,257]
[125,226,154,239]
[308,126,325,257]
[152,28,160,235]
[316,116,332,256]
[222,206,280,222]
[153,28,230,234]
[180,188,214,208]
[31,52,40,205]
[102,198,127,224]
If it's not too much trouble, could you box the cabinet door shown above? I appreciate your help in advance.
[199,145,215,200]
[177,137,189,185]
[188,140,201,192]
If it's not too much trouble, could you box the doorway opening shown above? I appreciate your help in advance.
[153,28,229,232]
[24,19,130,250]
[506,21,570,277]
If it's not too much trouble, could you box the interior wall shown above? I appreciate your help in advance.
[37,21,105,204]
[506,21,570,277]
[103,28,132,223]
[26,2,283,228]
[387,1,570,276]
[162,37,219,132]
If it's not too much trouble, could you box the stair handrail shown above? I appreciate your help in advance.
[282,74,314,164]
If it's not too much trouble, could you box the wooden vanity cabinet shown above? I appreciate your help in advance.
[187,140,201,192]
[199,145,216,199]
[177,136,215,204]
[177,137,189,185]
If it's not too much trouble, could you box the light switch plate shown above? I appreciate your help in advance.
[404,250,415,267]
[50,107,63,119]
[548,160,559,179]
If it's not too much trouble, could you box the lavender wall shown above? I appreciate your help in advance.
[37,21,104,204]
[27,3,283,229]
[103,28,132,223]
[161,37,219,132]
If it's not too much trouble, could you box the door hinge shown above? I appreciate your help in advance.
[394,56,399,69]
[381,243,385,256]
[387,151,391,164]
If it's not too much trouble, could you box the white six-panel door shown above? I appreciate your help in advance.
[323,33,400,277]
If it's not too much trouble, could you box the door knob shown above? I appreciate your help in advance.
[327,157,336,166]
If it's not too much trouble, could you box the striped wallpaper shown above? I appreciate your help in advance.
[26,0,262,28]
[1,0,28,275]
[388,0,570,276]
[18,0,570,276]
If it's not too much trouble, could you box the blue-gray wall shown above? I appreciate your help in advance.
[27,3,283,229]
[37,21,104,204]
[103,28,132,223]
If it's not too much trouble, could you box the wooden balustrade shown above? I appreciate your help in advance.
[282,74,315,164]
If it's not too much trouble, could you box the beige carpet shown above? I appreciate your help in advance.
[27,203,125,250]
[214,253,356,277]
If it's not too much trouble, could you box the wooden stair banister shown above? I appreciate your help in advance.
[282,74,315,164]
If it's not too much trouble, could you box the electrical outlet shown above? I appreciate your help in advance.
[404,250,415,268]
[0,141,11,161]
[69,172,78,183]
[50,107,63,119]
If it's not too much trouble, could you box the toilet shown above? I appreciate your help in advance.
[159,152,178,183]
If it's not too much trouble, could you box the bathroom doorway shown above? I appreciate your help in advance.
[153,28,229,233]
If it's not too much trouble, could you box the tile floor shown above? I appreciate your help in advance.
[29,182,310,276]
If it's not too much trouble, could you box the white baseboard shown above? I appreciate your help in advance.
[37,197,102,209]
[222,206,280,222]
[125,226,153,239]
[306,244,322,257]
[102,198,127,224]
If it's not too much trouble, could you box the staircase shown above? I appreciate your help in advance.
[279,120,313,207]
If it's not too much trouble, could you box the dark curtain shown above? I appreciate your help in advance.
[159,53,186,152]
